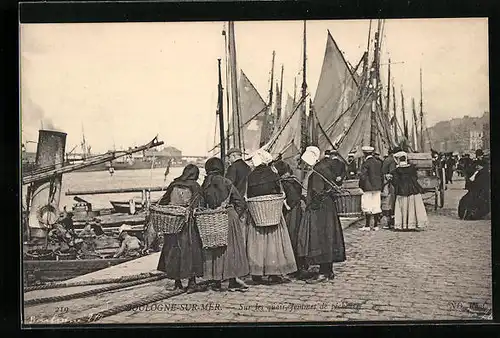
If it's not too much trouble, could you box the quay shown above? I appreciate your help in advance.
[23,179,492,324]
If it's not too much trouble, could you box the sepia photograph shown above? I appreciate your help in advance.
[20,18,491,324]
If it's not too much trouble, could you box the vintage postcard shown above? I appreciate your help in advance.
[21,18,491,325]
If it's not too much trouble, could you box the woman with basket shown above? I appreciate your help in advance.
[246,150,297,285]
[199,157,250,292]
[155,164,206,293]
[299,146,346,284]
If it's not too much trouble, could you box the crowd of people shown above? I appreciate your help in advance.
[149,144,435,293]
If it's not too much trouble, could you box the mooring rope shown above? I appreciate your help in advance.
[24,272,163,292]
[66,288,186,324]
[65,280,213,324]
[24,274,168,306]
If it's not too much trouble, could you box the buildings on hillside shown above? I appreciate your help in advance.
[426,111,489,154]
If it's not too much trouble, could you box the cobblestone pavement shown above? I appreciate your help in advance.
[23,179,492,324]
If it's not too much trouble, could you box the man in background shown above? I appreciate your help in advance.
[359,146,383,231]
[225,147,251,196]
[346,152,358,179]
[325,149,347,186]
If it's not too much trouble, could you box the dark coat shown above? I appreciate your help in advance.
[327,156,347,185]
[201,174,246,217]
[247,164,282,198]
[281,175,304,257]
[458,166,490,220]
[156,166,204,279]
[346,160,358,179]
[225,159,251,196]
[359,156,383,192]
[298,159,346,264]
[390,165,425,196]
[382,155,397,175]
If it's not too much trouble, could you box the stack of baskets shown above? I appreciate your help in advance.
[194,207,230,249]
[246,194,285,227]
[149,204,190,235]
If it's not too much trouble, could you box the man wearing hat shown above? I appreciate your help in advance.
[324,149,347,186]
[359,146,383,231]
[113,224,143,258]
[346,152,358,179]
[226,147,252,196]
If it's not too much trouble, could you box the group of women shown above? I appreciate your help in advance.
[154,148,346,293]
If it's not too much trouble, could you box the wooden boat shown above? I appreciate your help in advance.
[109,200,159,213]
[23,257,135,285]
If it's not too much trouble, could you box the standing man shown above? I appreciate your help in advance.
[225,147,251,196]
[445,153,455,184]
[381,147,400,229]
[325,149,347,186]
[346,152,358,179]
[359,146,383,231]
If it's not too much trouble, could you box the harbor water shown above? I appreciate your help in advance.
[22,167,206,211]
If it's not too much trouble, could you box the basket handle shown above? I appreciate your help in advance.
[220,186,233,208]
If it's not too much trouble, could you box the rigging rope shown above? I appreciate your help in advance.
[24,274,168,306]
[24,272,163,292]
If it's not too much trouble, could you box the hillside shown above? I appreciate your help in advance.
[425,111,489,153]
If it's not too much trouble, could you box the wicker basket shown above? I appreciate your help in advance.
[149,205,189,234]
[194,207,230,249]
[246,194,285,227]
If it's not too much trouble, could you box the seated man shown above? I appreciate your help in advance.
[114,224,143,258]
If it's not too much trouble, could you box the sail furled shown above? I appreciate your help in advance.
[239,70,267,155]
[313,32,359,157]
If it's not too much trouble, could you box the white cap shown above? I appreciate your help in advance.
[394,151,407,159]
[301,146,321,166]
[251,149,273,167]
[118,224,132,235]
[361,146,375,152]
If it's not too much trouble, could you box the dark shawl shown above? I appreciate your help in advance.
[202,157,246,216]
[301,157,346,263]
[158,164,202,206]
[247,164,282,198]
[225,159,251,196]
[390,165,424,196]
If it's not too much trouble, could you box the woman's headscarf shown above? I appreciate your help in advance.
[174,163,200,182]
[394,151,410,167]
[158,164,201,205]
[251,149,273,167]
[205,157,224,176]
[202,157,226,190]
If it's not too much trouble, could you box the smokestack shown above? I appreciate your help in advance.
[28,130,67,239]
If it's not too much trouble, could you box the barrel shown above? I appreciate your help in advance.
[407,152,433,170]
[332,187,363,218]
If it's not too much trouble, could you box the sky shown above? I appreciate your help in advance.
[20,18,489,155]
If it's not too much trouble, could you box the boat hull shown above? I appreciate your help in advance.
[23,257,134,285]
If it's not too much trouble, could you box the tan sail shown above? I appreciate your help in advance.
[239,70,267,156]
[312,31,360,157]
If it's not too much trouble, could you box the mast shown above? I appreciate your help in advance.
[401,87,408,139]
[369,20,382,148]
[392,84,398,142]
[276,64,284,125]
[420,67,425,151]
[227,21,243,152]
[300,20,309,155]
[386,59,391,116]
[222,24,231,151]
[412,98,419,150]
[260,51,275,147]
[217,59,226,164]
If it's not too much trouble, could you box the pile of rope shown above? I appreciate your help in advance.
[24,272,163,292]
[24,274,167,306]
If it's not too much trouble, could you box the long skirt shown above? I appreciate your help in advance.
[394,194,428,230]
[381,183,395,212]
[157,219,204,280]
[361,190,382,214]
[203,207,250,280]
[283,204,303,259]
[297,197,346,264]
[246,215,297,276]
